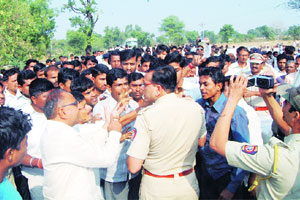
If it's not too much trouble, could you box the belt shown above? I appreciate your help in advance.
[255,106,268,111]
[143,168,193,178]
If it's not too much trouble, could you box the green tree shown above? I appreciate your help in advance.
[219,24,235,43]
[204,30,218,44]
[246,29,256,41]
[64,0,99,53]
[288,25,300,40]
[102,26,124,49]
[255,25,276,40]
[156,35,168,44]
[159,16,186,45]
[91,33,105,51]
[0,0,55,67]
[66,30,87,55]
[124,25,155,47]
[50,39,70,58]
[185,31,199,44]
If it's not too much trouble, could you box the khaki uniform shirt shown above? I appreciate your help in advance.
[127,93,206,175]
[226,135,300,199]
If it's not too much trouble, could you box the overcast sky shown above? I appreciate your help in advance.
[51,0,300,39]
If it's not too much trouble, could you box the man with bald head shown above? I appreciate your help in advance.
[41,89,124,200]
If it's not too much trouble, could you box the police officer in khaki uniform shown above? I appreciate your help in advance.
[127,65,206,200]
[210,76,300,199]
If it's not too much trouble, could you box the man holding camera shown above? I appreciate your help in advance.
[210,76,300,199]
[243,53,276,143]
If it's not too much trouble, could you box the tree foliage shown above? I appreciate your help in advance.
[0,0,55,67]
[185,31,199,44]
[66,30,87,55]
[124,25,155,47]
[288,25,300,40]
[204,30,218,44]
[255,25,276,40]
[102,26,124,49]
[159,16,186,45]
[219,24,235,43]
[64,0,99,47]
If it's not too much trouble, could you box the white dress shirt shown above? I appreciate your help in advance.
[41,120,121,200]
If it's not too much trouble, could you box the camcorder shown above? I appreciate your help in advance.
[225,75,274,89]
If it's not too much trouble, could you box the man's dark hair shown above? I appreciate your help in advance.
[151,65,177,93]
[58,68,79,85]
[45,65,59,77]
[72,60,81,68]
[106,68,128,87]
[84,56,98,66]
[180,58,192,68]
[93,64,110,77]
[149,57,165,71]
[285,46,296,55]
[185,51,192,56]
[46,59,52,64]
[135,48,142,58]
[29,78,54,98]
[80,68,93,78]
[236,46,249,55]
[164,51,182,65]
[43,89,64,120]
[71,91,85,102]
[0,107,32,159]
[33,63,47,74]
[17,70,36,86]
[224,54,232,63]
[62,61,74,68]
[128,72,144,84]
[70,76,94,93]
[156,44,169,54]
[120,49,137,62]
[170,45,177,50]
[2,68,20,82]
[141,54,152,64]
[205,56,225,69]
[199,67,225,92]
[108,50,120,64]
[25,59,39,69]
[277,54,288,62]
[286,55,295,62]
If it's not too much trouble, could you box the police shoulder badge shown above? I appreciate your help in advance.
[241,145,258,155]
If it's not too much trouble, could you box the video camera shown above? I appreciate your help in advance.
[225,75,274,89]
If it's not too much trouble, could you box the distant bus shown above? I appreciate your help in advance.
[125,38,138,48]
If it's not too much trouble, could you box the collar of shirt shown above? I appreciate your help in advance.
[155,93,176,104]
[202,93,226,114]
[284,133,300,144]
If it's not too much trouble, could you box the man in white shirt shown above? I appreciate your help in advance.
[226,46,251,77]
[41,89,123,200]
[13,70,36,110]
[2,67,20,107]
[21,78,54,200]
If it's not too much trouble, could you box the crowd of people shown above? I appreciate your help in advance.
[0,42,300,200]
